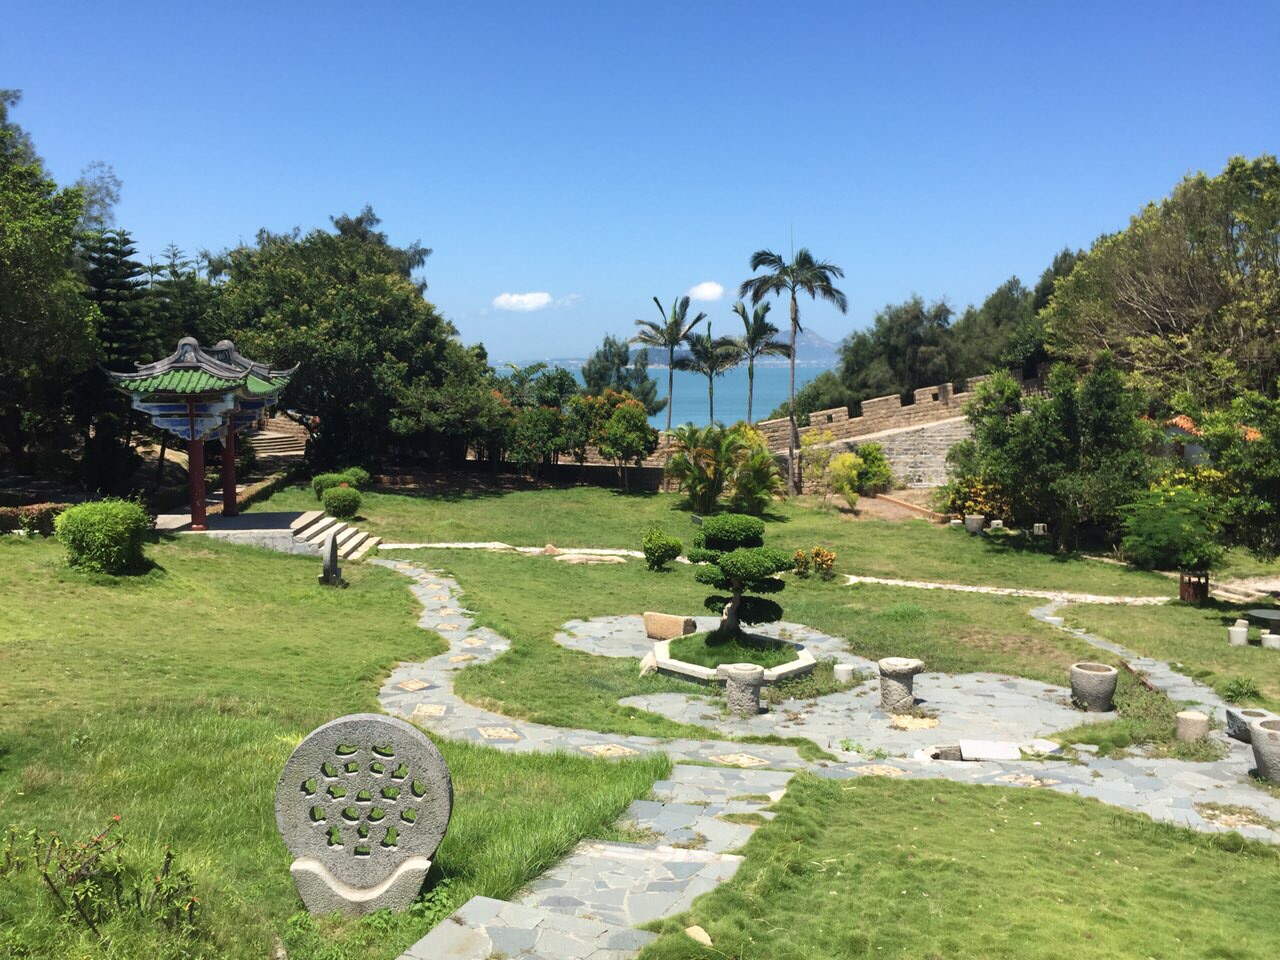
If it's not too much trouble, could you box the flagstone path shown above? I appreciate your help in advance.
[372,557,1280,960]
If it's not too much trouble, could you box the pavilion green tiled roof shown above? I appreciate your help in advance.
[118,369,244,395]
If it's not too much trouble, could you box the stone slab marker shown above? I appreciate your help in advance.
[878,657,925,712]
[275,713,453,916]
[318,531,345,587]
[718,662,765,717]
[643,611,697,640]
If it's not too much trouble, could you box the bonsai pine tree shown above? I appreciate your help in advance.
[688,513,791,633]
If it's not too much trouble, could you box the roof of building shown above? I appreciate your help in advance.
[105,337,296,398]
[1164,413,1260,442]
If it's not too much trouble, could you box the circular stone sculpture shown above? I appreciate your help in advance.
[1250,718,1280,783]
[1070,662,1119,713]
[1175,710,1210,741]
[878,657,925,712]
[718,662,765,718]
[275,713,453,917]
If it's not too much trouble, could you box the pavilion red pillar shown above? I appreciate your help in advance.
[222,428,238,517]
[187,402,207,531]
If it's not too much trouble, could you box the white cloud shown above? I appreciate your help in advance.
[687,280,724,302]
[556,293,582,307]
[493,291,553,311]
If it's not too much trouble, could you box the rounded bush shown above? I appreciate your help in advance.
[322,485,362,519]
[312,472,349,500]
[718,546,792,581]
[341,467,372,490]
[642,528,682,571]
[55,499,150,574]
[699,513,764,550]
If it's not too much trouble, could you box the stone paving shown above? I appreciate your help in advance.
[372,556,1280,960]
[845,572,1172,605]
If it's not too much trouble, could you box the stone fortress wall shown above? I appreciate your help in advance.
[755,366,1044,449]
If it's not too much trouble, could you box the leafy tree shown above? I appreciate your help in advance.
[534,367,580,410]
[842,297,953,402]
[508,405,563,478]
[1003,248,1081,371]
[728,437,784,516]
[632,296,705,431]
[1199,390,1280,560]
[949,278,1031,376]
[217,207,455,466]
[500,362,549,408]
[1121,481,1224,573]
[581,334,667,417]
[395,341,511,466]
[949,355,1153,548]
[1043,155,1280,407]
[688,513,791,632]
[740,248,848,493]
[597,397,658,490]
[731,300,790,424]
[674,322,741,424]
[0,90,100,470]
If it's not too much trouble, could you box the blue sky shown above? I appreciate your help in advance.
[6,1,1278,360]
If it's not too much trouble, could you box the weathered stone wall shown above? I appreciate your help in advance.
[756,368,1042,449]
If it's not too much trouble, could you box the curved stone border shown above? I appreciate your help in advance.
[652,635,816,685]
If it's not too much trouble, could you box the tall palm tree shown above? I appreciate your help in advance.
[675,322,742,424]
[739,248,847,493]
[632,296,706,431]
[731,300,791,425]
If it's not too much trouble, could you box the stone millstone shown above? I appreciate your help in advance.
[275,713,453,916]
[1069,662,1118,713]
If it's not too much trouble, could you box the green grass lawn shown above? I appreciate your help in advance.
[252,480,1177,596]
[668,630,799,669]
[1059,599,1280,710]
[394,548,1134,745]
[639,774,1280,960]
[0,535,665,960]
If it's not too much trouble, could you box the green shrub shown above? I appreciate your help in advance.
[54,499,150,573]
[853,442,895,493]
[1224,676,1260,704]
[642,528,682,571]
[312,472,349,500]
[811,546,837,580]
[691,513,789,630]
[1121,482,1224,572]
[828,452,862,509]
[792,549,811,578]
[0,507,19,532]
[18,502,72,537]
[322,485,361,519]
[340,466,372,490]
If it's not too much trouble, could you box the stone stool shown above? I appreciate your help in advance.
[1069,662,1118,712]
[878,657,925,712]
[1250,718,1280,783]
[1228,624,1249,647]
[1176,710,1210,741]
[719,663,765,718]
[834,663,857,684]
[1263,633,1280,651]
[963,514,986,534]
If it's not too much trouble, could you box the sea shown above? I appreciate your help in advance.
[642,363,833,427]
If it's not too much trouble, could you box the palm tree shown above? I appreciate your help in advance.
[731,300,791,425]
[675,322,742,424]
[632,296,706,432]
[739,248,848,493]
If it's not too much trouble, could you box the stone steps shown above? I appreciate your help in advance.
[289,511,380,562]
[396,763,791,959]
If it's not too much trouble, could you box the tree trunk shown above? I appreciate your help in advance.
[708,376,714,425]
[747,360,755,425]
[720,583,742,633]
[152,435,167,493]
[787,291,800,495]
[666,348,675,432]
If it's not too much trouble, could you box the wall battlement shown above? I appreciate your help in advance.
[756,368,1042,449]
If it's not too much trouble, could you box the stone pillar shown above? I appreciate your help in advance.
[222,428,238,517]
[1250,718,1280,784]
[1175,710,1209,741]
[719,663,764,718]
[1069,662,1118,712]
[878,657,924,712]
[188,436,207,531]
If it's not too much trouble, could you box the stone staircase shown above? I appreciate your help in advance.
[244,414,308,472]
[289,510,381,561]
[831,416,972,487]
[398,763,792,959]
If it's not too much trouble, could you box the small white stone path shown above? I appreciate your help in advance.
[845,573,1172,605]
[368,555,1280,960]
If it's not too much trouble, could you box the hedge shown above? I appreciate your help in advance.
[322,485,362,519]
[55,499,150,573]
[10,503,74,537]
[312,467,373,500]
[697,513,764,551]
